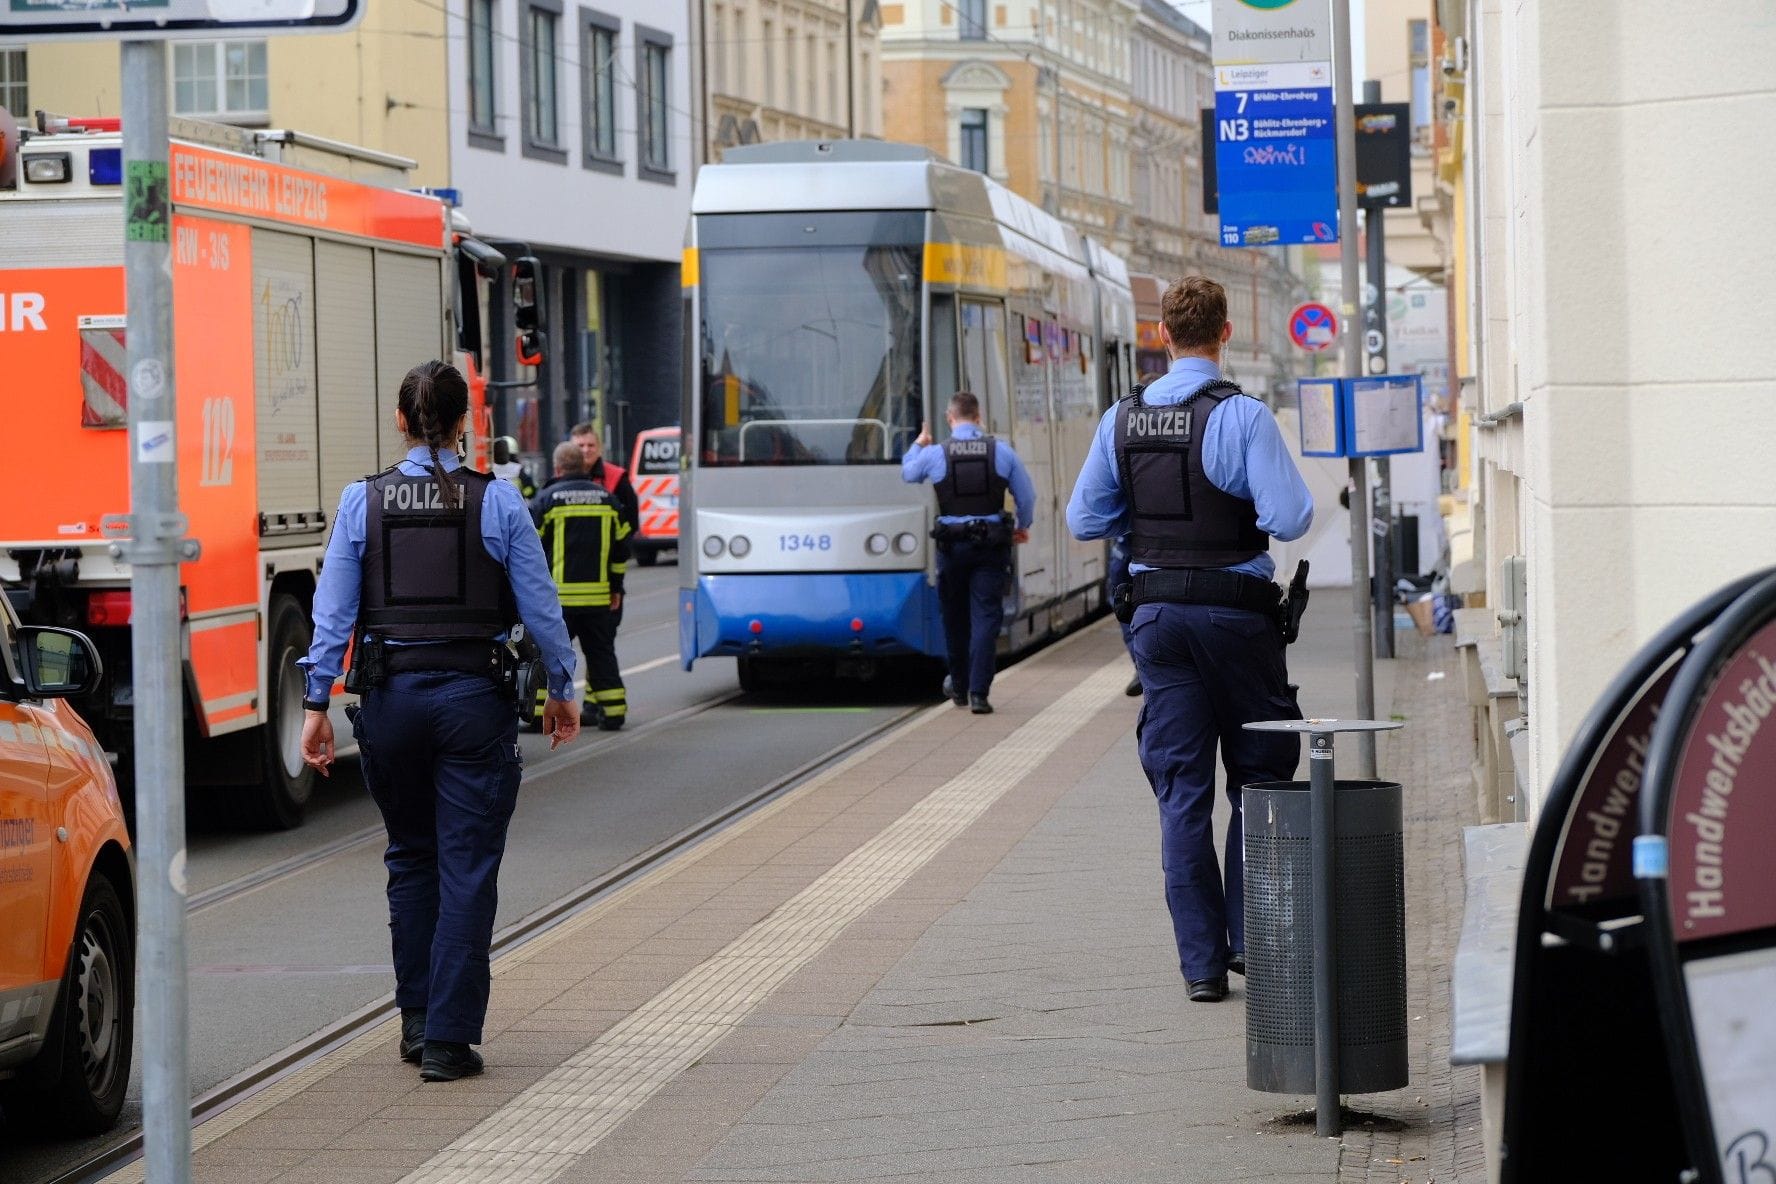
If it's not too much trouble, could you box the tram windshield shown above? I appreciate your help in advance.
[698,214,923,466]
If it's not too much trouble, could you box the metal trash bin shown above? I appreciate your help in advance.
[1244,778,1408,1095]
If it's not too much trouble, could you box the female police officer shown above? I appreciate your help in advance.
[297,360,581,1081]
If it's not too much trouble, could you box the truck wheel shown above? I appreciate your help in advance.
[0,872,134,1135]
[250,594,317,830]
[737,655,760,694]
[634,546,658,567]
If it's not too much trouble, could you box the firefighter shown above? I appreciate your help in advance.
[569,422,640,536]
[298,360,581,1081]
[532,441,630,731]
[490,435,538,498]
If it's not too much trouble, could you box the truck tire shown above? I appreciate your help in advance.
[634,546,658,567]
[0,872,134,1135]
[250,594,317,829]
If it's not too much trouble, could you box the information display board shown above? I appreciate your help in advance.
[1296,379,1343,456]
[1347,375,1423,456]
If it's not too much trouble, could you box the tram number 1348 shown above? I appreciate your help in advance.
[779,534,833,552]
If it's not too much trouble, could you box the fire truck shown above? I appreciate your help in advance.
[0,110,521,829]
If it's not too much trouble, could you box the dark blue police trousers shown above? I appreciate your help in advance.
[936,537,1010,696]
[352,671,522,1045]
[1129,601,1300,982]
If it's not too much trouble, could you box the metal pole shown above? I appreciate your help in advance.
[1308,729,1342,1138]
[844,0,856,139]
[1365,202,1395,659]
[120,38,194,1184]
[1333,0,1377,776]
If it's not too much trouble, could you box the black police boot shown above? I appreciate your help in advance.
[1186,975,1229,1003]
[943,676,966,707]
[399,1008,426,1065]
[969,693,993,715]
[1228,954,1246,977]
[420,1041,485,1082]
[1124,674,1143,697]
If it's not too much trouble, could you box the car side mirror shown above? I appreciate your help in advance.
[16,626,103,699]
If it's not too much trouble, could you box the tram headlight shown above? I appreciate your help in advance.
[702,535,725,559]
[893,532,918,555]
[728,535,752,558]
[865,533,889,556]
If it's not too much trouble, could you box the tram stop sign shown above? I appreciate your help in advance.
[1,0,361,39]
[1289,302,1338,352]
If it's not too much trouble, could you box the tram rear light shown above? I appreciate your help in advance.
[893,532,918,555]
[702,536,725,558]
[850,618,863,632]
[865,533,888,556]
[749,620,764,634]
[728,535,751,558]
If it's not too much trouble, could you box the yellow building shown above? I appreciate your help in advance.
[699,0,886,160]
[879,0,1138,259]
[6,4,451,185]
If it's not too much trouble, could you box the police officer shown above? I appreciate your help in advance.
[902,391,1036,715]
[1066,277,1313,1003]
[531,441,631,730]
[298,361,581,1080]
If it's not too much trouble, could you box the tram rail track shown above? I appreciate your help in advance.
[43,696,926,1184]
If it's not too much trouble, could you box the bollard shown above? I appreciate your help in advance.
[1244,718,1404,1138]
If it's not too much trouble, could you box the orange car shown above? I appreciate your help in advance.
[0,591,134,1135]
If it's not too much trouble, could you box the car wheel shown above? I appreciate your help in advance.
[1,873,134,1136]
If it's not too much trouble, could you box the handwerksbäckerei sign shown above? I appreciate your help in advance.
[1213,0,1337,247]
[2,0,360,40]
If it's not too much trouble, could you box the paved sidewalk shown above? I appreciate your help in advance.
[141,607,1482,1184]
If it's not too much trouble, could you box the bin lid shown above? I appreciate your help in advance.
[1244,718,1404,734]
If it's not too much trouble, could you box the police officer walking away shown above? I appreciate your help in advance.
[1067,277,1313,1003]
[532,441,631,730]
[298,361,582,1081]
[902,391,1036,714]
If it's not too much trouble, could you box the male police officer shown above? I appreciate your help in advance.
[532,441,631,730]
[299,361,580,1081]
[1067,277,1313,1003]
[902,391,1036,714]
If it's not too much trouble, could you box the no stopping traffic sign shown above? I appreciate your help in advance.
[1289,302,1339,352]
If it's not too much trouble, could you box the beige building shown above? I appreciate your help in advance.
[699,0,885,160]
[879,0,1139,258]
[7,5,452,185]
[1363,0,1441,278]
[1127,0,1309,401]
[1449,0,1776,800]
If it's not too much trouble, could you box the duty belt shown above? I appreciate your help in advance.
[1130,568,1281,616]
[346,636,520,694]
[931,515,1012,547]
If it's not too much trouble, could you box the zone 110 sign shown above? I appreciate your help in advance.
[2,0,361,39]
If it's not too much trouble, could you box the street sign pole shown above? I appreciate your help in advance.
[1333,0,1377,779]
[1362,80,1395,660]
[119,39,194,1184]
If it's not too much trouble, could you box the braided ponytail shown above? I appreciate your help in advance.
[397,360,470,505]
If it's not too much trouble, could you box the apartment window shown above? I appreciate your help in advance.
[172,41,267,122]
[467,0,498,146]
[636,26,673,182]
[711,4,726,93]
[1409,18,1432,145]
[0,48,26,118]
[785,22,796,109]
[521,0,565,161]
[958,0,986,40]
[825,34,838,124]
[582,9,620,172]
[959,107,988,173]
[805,33,816,116]
[762,19,775,106]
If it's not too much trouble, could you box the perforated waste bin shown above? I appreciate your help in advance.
[1243,778,1409,1094]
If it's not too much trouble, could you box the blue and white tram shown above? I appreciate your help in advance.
[677,141,1136,685]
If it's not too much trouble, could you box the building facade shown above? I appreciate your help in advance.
[1126,0,1310,402]
[1448,0,1776,804]
[879,0,1139,259]
[447,0,693,463]
[699,0,885,161]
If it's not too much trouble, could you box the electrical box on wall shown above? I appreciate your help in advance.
[1498,554,1528,685]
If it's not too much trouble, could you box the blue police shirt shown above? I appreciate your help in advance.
[1066,356,1313,581]
[300,447,579,704]
[900,421,1038,529]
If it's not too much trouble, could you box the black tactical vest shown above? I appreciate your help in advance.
[359,464,514,640]
[933,436,1007,518]
[1113,379,1269,569]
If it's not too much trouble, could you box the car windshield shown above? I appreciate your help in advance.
[698,239,922,466]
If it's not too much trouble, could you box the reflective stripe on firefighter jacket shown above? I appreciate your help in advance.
[531,477,631,608]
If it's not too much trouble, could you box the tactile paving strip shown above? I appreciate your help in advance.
[399,658,1127,1184]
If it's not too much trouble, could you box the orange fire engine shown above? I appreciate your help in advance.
[0,112,515,828]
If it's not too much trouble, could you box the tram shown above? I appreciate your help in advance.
[677,141,1136,688]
